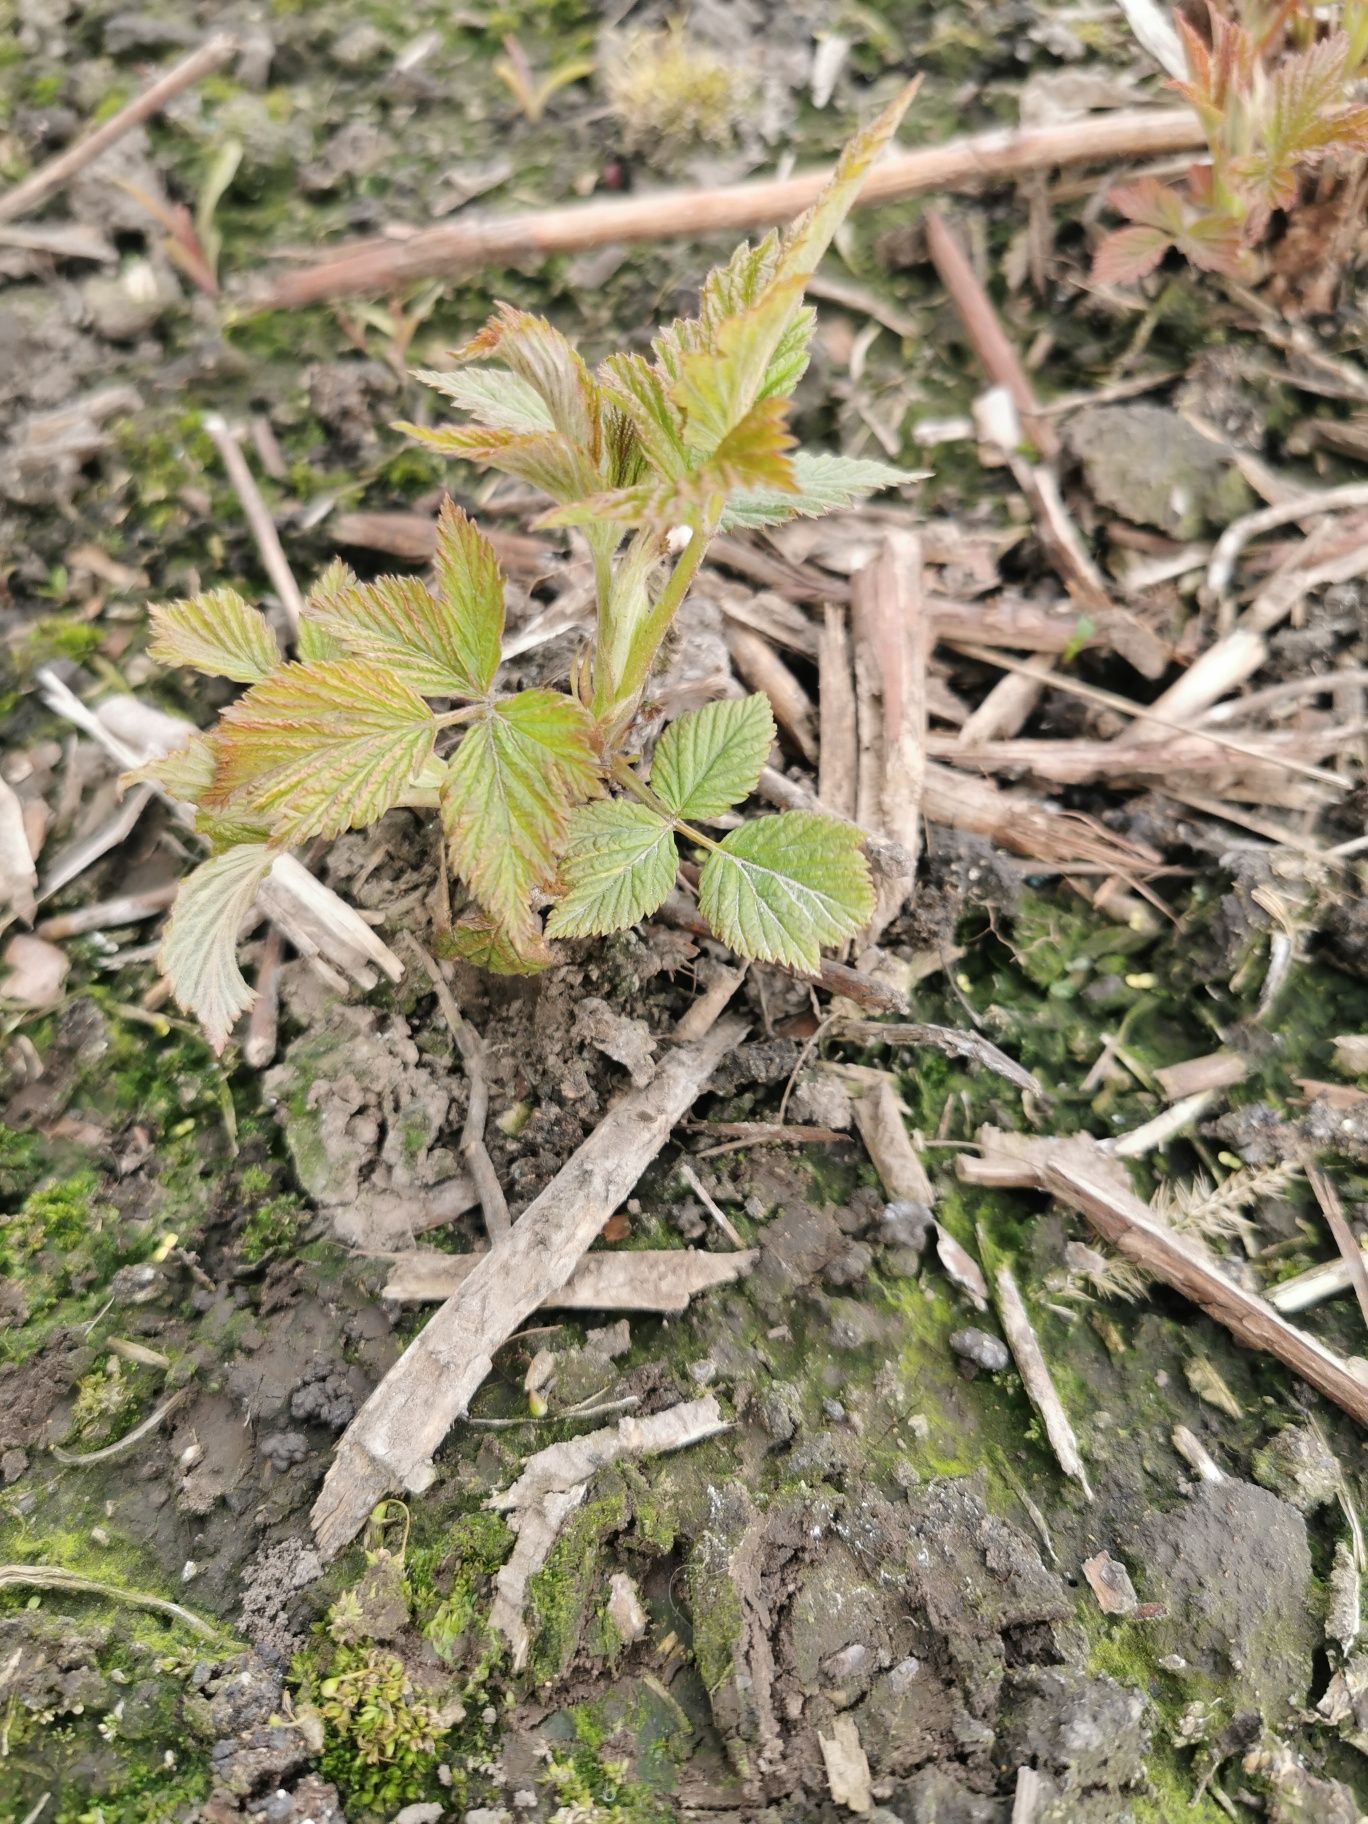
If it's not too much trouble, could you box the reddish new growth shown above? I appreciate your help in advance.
[1094,0,1368,284]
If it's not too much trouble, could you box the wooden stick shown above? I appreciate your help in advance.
[924,209,1058,459]
[818,604,858,821]
[381,1244,756,1307]
[1306,1166,1368,1337]
[243,925,283,1069]
[311,1008,744,1558]
[202,414,304,634]
[995,1265,1092,1499]
[850,533,929,941]
[0,34,237,226]
[959,1129,1368,1432]
[259,108,1204,309]
[409,940,510,1242]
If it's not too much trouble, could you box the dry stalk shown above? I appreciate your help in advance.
[312,1004,744,1558]
[258,108,1204,309]
[0,35,237,225]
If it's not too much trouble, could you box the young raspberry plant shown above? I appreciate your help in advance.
[1095,0,1368,284]
[142,87,918,1051]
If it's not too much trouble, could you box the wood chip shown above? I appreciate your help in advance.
[996,1265,1093,1499]
[1082,1549,1138,1615]
[0,777,38,925]
[1153,1052,1248,1101]
[818,603,858,821]
[380,1246,756,1308]
[488,1395,727,1669]
[818,1714,874,1814]
[724,621,817,762]
[312,1007,744,1558]
[2,933,69,1008]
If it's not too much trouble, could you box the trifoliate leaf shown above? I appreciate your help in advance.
[652,694,775,821]
[440,689,600,943]
[436,912,553,976]
[207,660,436,842]
[413,366,555,434]
[721,451,916,530]
[148,589,279,683]
[303,502,503,698]
[697,810,874,972]
[159,843,273,1053]
[546,800,677,938]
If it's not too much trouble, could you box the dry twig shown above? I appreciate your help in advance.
[0,35,237,225]
[381,1245,756,1307]
[203,415,304,634]
[312,1004,744,1557]
[995,1265,1093,1499]
[409,939,510,1241]
[259,108,1203,308]
[1306,1166,1368,1337]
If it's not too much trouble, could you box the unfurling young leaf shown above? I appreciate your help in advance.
[304,501,504,698]
[545,800,677,938]
[652,693,775,821]
[440,689,600,946]
[697,810,874,972]
[207,659,436,842]
[412,366,556,434]
[148,589,279,683]
[297,559,354,663]
[159,842,273,1053]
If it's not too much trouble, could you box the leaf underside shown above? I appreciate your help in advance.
[159,843,273,1053]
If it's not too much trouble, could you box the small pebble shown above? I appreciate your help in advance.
[880,1200,933,1251]
[949,1327,1010,1374]
[822,1398,846,1423]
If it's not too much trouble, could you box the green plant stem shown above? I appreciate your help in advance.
[609,757,722,855]
[595,520,712,722]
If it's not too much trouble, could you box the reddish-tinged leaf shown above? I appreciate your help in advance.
[159,843,273,1053]
[395,420,599,504]
[436,912,553,975]
[451,302,598,449]
[440,689,600,942]
[148,588,279,683]
[207,659,436,842]
[1091,224,1174,285]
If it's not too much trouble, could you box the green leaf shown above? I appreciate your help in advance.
[395,421,599,504]
[148,589,279,683]
[159,843,273,1053]
[436,913,552,975]
[431,498,504,695]
[451,303,598,448]
[122,730,219,805]
[298,559,354,663]
[545,800,677,938]
[697,810,874,972]
[304,502,503,697]
[207,660,436,842]
[598,352,688,478]
[652,694,775,821]
[440,689,600,942]
[413,366,555,434]
[720,450,915,530]
[775,83,918,290]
